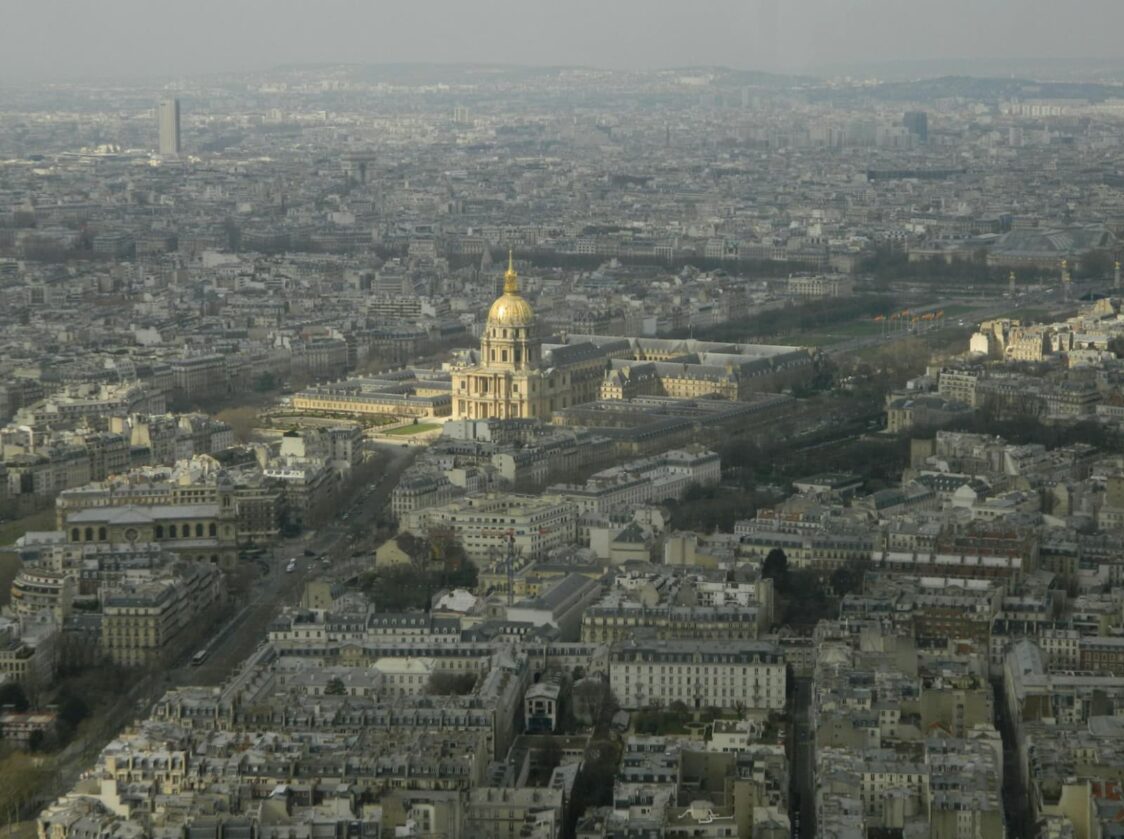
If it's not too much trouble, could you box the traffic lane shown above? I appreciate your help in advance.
[171,444,419,683]
[180,556,317,684]
[45,435,422,801]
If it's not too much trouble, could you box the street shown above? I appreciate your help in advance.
[791,678,815,839]
[47,442,419,800]
[183,441,418,686]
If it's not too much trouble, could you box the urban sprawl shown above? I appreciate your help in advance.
[2,62,1124,839]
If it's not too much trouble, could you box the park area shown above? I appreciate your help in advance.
[383,422,441,436]
[794,304,976,347]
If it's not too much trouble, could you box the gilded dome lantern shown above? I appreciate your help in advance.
[486,251,535,328]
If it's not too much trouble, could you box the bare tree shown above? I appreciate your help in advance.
[427,671,477,695]
[0,753,48,828]
[573,678,618,728]
[215,406,260,444]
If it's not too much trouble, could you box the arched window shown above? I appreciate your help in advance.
[155,525,164,539]
[84,527,93,542]
[70,528,79,543]
[169,525,177,538]
[195,523,204,538]
[209,523,217,537]
[97,527,107,541]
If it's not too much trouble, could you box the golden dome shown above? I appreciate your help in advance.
[486,251,535,326]
[487,293,535,326]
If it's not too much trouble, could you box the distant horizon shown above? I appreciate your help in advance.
[2,0,1122,84]
[6,56,1124,89]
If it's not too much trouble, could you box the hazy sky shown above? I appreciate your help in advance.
[2,0,1123,82]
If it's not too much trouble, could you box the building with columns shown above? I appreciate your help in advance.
[451,255,576,420]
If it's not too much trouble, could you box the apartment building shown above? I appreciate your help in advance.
[609,640,786,711]
[402,493,577,563]
[101,562,224,667]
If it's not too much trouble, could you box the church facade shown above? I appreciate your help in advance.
[451,256,577,420]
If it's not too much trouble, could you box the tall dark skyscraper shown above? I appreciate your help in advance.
[157,97,181,156]
[903,110,928,144]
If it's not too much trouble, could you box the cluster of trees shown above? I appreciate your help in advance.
[806,436,910,491]
[427,671,477,696]
[665,484,763,533]
[568,738,621,826]
[54,685,92,742]
[0,683,28,712]
[358,531,478,612]
[633,700,696,735]
[670,295,899,344]
[281,656,481,703]
[860,248,1061,285]
[360,566,433,611]
[861,247,1114,289]
[762,548,865,629]
[253,372,278,393]
[948,411,1123,452]
[0,680,92,757]
[571,677,619,731]
[715,428,910,498]
[0,753,51,826]
[446,249,825,279]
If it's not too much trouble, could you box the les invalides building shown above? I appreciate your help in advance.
[451,254,582,420]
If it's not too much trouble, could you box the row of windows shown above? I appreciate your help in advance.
[69,522,218,542]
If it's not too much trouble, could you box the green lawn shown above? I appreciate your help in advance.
[266,411,398,427]
[0,510,57,606]
[939,304,976,317]
[384,423,441,436]
[796,318,926,346]
[795,302,981,346]
[0,508,56,547]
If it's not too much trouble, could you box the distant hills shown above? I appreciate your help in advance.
[816,57,1124,84]
[260,61,1124,104]
[817,75,1124,104]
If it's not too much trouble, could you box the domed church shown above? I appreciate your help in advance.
[450,254,816,421]
[451,254,580,419]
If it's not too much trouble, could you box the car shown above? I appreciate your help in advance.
[191,650,209,666]
[303,549,317,558]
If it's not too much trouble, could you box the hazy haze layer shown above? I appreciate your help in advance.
[2,0,1124,82]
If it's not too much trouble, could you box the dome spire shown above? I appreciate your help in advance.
[504,249,519,294]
